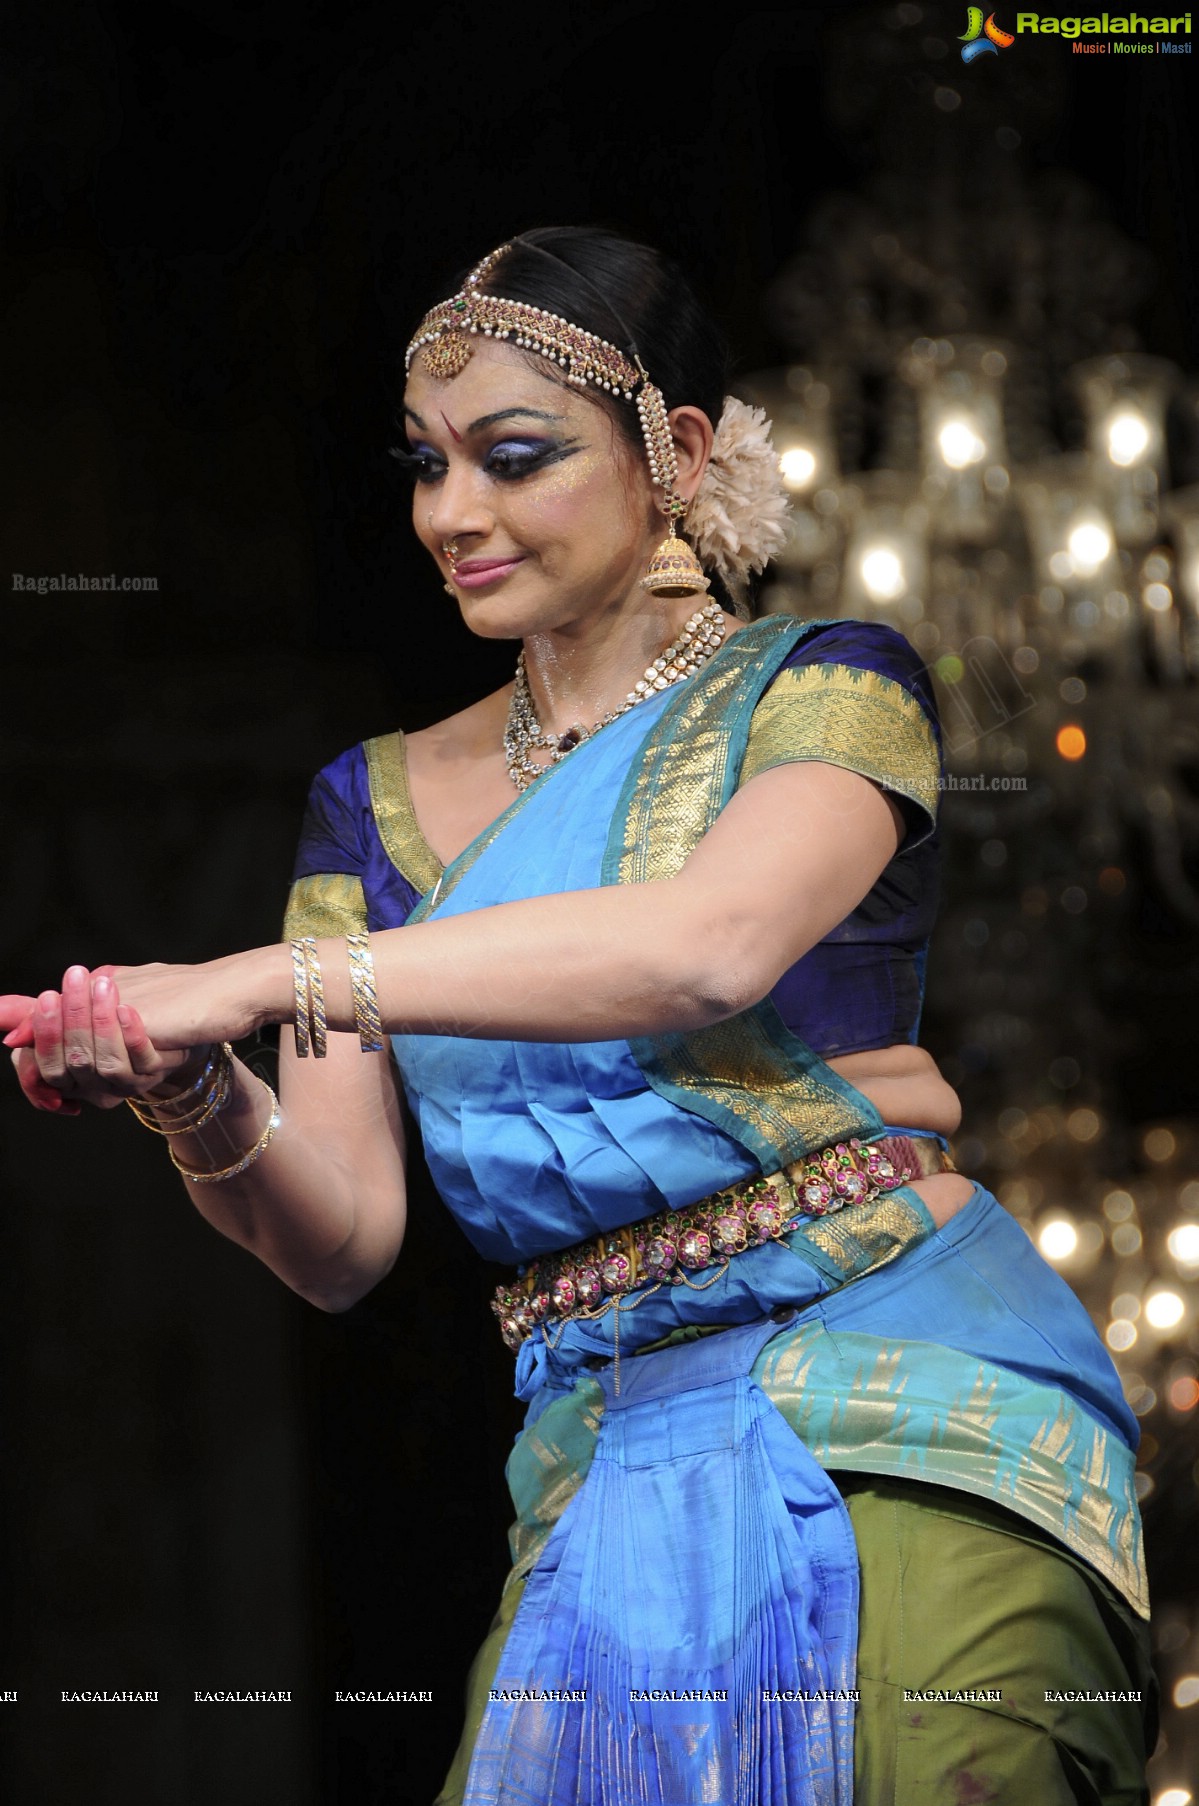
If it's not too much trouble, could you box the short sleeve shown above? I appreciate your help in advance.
[738,619,943,851]
[282,745,373,940]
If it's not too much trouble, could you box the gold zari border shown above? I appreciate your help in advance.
[797,1186,931,1278]
[282,872,368,940]
[364,731,444,897]
[610,619,909,1166]
[606,620,785,887]
[504,1377,606,1593]
[739,662,941,827]
[755,1326,1149,1620]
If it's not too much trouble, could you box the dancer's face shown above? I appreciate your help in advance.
[402,342,661,639]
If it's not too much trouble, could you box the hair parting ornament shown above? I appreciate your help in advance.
[407,244,683,501]
[406,240,790,604]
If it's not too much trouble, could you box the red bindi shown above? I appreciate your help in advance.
[441,411,463,444]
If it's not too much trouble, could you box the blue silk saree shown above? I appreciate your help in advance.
[284,615,1148,1805]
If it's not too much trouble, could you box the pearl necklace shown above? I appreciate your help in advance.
[503,600,727,792]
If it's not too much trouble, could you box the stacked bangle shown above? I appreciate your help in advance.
[301,936,328,1058]
[291,932,384,1055]
[290,939,312,1057]
[346,932,385,1052]
[127,1042,234,1135]
[290,936,329,1058]
[169,1087,283,1184]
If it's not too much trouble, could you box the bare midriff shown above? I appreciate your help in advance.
[823,1043,975,1227]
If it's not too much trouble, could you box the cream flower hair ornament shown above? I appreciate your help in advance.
[687,397,791,615]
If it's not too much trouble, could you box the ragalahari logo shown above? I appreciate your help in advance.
[960,7,1017,57]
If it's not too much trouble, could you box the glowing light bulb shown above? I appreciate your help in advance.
[1056,725,1086,761]
[1173,1675,1199,1707]
[938,418,986,469]
[1106,1318,1137,1352]
[1144,1127,1176,1161]
[860,546,906,602]
[1067,521,1113,575]
[1106,410,1151,467]
[1168,1224,1199,1266]
[1154,1789,1192,1806]
[1145,1290,1185,1331]
[779,446,818,490]
[1039,1218,1078,1261]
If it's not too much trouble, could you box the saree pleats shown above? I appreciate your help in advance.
[458,1318,859,1805]
[437,1474,1154,1806]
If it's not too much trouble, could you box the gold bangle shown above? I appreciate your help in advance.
[169,1088,282,1183]
[346,932,385,1053]
[301,936,328,1059]
[128,1062,233,1135]
[290,938,312,1057]
[138,1042,221,1109]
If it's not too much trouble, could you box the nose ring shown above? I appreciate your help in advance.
[442,538,460,568]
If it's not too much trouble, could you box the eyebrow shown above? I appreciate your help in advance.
[403,405,566,434]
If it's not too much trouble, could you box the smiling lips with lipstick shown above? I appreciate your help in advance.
[450,552,527,590]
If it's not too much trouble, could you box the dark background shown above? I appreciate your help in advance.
[1,3,1195,1801]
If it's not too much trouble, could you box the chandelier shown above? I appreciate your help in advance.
[738,8,1199,1790]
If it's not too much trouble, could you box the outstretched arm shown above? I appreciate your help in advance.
[85,759,906,1050]
[5,759,900,1311]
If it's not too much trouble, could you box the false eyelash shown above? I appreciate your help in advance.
[388,441,574,483]
[389,447,444,484]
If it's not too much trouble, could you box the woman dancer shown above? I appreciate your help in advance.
[5,229,1152,1803]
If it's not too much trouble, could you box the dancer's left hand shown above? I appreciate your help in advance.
[3,967,200,1112]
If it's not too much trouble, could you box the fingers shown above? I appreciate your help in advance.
[33,989,70,1089]
[116,1003,167,1079]
[61,964,96,1084]
[6,968,197,1114]
[11,1047,81,1115]
[71,975,178,1099]
[30,970,142,1104]
[89,974,139,1092]
[0,994,37,1040]
[3,967,117,1049]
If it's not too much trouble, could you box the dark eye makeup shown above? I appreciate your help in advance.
[390,438,581,486]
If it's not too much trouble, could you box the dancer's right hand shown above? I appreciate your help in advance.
[3,968,203,1115]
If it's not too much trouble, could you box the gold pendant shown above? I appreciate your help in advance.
[423,330,473,381]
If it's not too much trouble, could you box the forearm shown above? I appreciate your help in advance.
[256,879,742,1045]
[159,1054,405,1310]
[114,764,905,1053]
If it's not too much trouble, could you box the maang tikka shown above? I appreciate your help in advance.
[406,243,712,599]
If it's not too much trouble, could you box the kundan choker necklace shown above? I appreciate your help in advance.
[503,600,727,792]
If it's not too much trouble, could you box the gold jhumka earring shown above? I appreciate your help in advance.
[639,499,711,599]
[634,365,710,598]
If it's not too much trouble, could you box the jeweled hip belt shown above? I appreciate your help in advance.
[491,1132,955,1351]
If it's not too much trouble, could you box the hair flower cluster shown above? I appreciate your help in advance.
[687,397,791,613]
